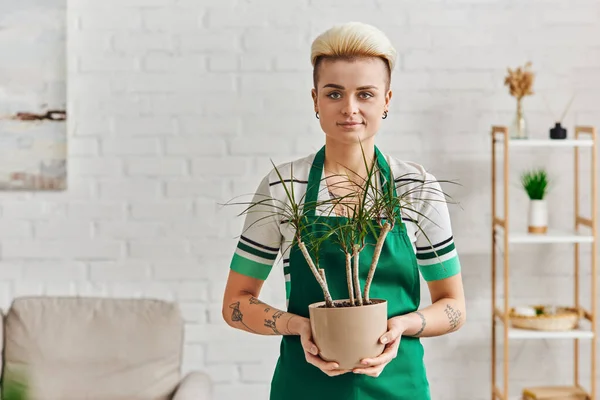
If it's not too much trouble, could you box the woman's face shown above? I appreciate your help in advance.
[312,57,392,146]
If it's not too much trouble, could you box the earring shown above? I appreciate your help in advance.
[382,111,388,119]
[315,112,319,119]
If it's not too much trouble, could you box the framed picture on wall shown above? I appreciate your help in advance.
[0,0,67,190]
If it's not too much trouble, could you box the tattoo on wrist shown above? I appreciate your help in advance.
[265,310,285,335]
[229,301,257,333]
[444,304,462,332]
[414,311,426,336]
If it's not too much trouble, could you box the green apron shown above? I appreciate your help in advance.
[270,145,430,400]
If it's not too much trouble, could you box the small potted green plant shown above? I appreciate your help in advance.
[2,370,29,400]
[521,168,550,234]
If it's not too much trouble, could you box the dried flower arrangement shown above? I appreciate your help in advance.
[504,62,535,100]
[504,62,536,139]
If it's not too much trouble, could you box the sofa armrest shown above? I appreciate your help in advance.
[172,371,212,400]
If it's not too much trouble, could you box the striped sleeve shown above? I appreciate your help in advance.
[414,172,461,281]
[230,174,283,280]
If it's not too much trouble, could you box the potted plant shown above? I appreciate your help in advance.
[227,151,455,368]
[2,369,29,400]
[521,168,550,234]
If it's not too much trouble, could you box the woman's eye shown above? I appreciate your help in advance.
[359,92,374,99]
[327,92,341,99]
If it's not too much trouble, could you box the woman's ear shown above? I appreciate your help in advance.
[385,89,393,110]
[311,88,318,112]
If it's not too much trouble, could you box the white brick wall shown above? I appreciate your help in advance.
[0,0,599,399]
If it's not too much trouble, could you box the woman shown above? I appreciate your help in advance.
[222,22,466,400]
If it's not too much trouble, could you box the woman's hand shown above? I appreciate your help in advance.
[353,317,405,377]
[293,316,352,377]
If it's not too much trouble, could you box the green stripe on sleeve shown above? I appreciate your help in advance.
[285,281,291,300]
[237,241,278,261]
[419,256,461,281]
[230,253,273,280]
[416,242,455,260]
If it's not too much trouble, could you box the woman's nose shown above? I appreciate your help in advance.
[341,97,358,115]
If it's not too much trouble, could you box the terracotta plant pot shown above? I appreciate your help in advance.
[308,299,388,369]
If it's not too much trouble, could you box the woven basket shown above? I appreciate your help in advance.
[509,306,581,331]
[522,385,589,399]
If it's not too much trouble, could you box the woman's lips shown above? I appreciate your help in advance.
[338,122,363,129]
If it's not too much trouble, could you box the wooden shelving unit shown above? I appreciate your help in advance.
[491,126,598,400]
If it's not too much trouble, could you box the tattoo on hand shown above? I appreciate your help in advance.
[265,310,285,335]
[229,301,257,333]
[414,311,426,336]
[444,304,462,332]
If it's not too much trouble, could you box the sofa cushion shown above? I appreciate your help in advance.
[3,296,183,400]
[0,308,3,376]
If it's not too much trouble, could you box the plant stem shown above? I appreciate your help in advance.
[345,252,355,306]
[298,241,334,307]
[352,244,363,306]
[318,268,328,289]
[364,222,391,303]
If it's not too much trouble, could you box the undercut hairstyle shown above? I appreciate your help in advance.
[310,22,397,90]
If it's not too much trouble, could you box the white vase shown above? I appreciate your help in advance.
[528,199,548,234]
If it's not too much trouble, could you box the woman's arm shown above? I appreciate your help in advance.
[222,269,350,376]
[222,270,304,336]
[396,170,466,337]
[393,273,466,337]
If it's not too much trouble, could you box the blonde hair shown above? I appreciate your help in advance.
[310,22,397,88]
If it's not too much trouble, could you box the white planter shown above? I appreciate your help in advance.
[528,199,548,234]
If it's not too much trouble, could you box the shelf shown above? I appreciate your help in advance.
[491,125,597,398]
[494,228,595,244]
[509,231,594,244]
[508,326,594,340]
[495,308,594,339]
[495,138,594,148]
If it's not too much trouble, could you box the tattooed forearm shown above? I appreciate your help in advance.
[229,301,257,333]
[249,296,265,305]
[249,296,271,312]
[414,311,426,336]
[393,300,464,338]
[444,304,462,332]
[264,310,285,334]
[225,294,301,336]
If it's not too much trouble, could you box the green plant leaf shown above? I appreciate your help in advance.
[224,147,461,307]
[520,168,550,200]
[2,369,29,400]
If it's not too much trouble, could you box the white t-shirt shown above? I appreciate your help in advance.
[229,151,461,301]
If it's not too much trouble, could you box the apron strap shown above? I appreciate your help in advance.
[304,146,326,218]
[374,146,398,199]
[304,145,400,218]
